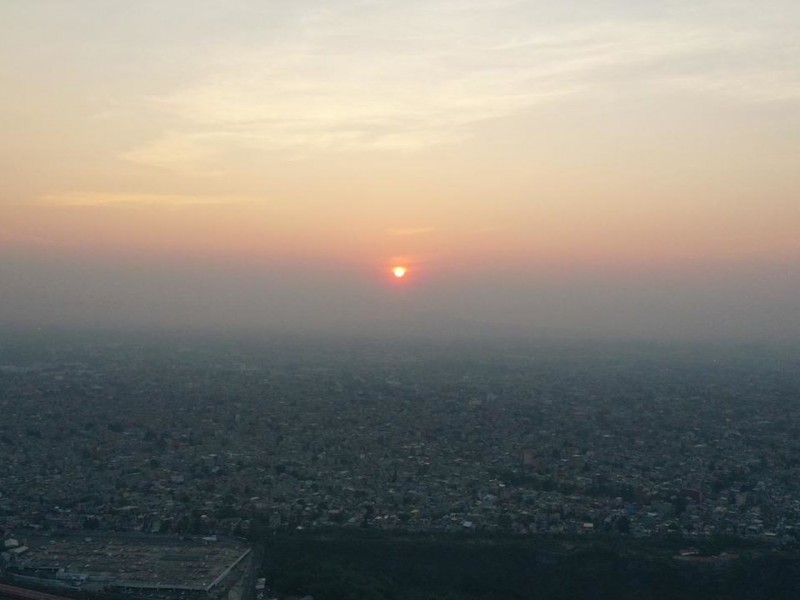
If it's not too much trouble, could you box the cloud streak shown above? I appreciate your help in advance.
[387,227,436,236]
[41,192,241,208]
[115,1,800,171]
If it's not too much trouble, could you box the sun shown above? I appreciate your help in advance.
[392,265,408,279]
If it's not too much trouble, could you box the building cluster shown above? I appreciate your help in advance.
[0,532,252,600]
[2,339,799,544]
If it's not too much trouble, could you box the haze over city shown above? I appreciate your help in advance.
[2,0,799,340]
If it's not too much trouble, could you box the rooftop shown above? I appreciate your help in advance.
[12,535,250,591]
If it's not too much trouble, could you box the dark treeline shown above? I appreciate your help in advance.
[261,530,800,600]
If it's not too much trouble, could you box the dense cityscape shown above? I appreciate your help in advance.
[2,335,799,547]
[5,0,800,594]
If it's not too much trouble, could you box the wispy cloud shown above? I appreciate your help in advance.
[120,134,231,172]
[41,192,241,208]
[663,70,800,104]
[119,1,799,170]
[387,227,436,236]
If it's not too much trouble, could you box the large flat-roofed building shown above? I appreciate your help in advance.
[0,583,76,600]
[1,534,253,600]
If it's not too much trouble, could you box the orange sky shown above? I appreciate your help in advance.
[1,1,799,339]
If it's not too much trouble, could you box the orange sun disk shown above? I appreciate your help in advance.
[392,266,408,279]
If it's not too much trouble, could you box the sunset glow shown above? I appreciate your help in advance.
[1,1,799,339]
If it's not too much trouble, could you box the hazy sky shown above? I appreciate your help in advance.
[1,0,799,339]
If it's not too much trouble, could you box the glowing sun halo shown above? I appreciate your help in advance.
[392,266,408,279]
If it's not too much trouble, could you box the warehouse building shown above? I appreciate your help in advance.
[1,534,252,600]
